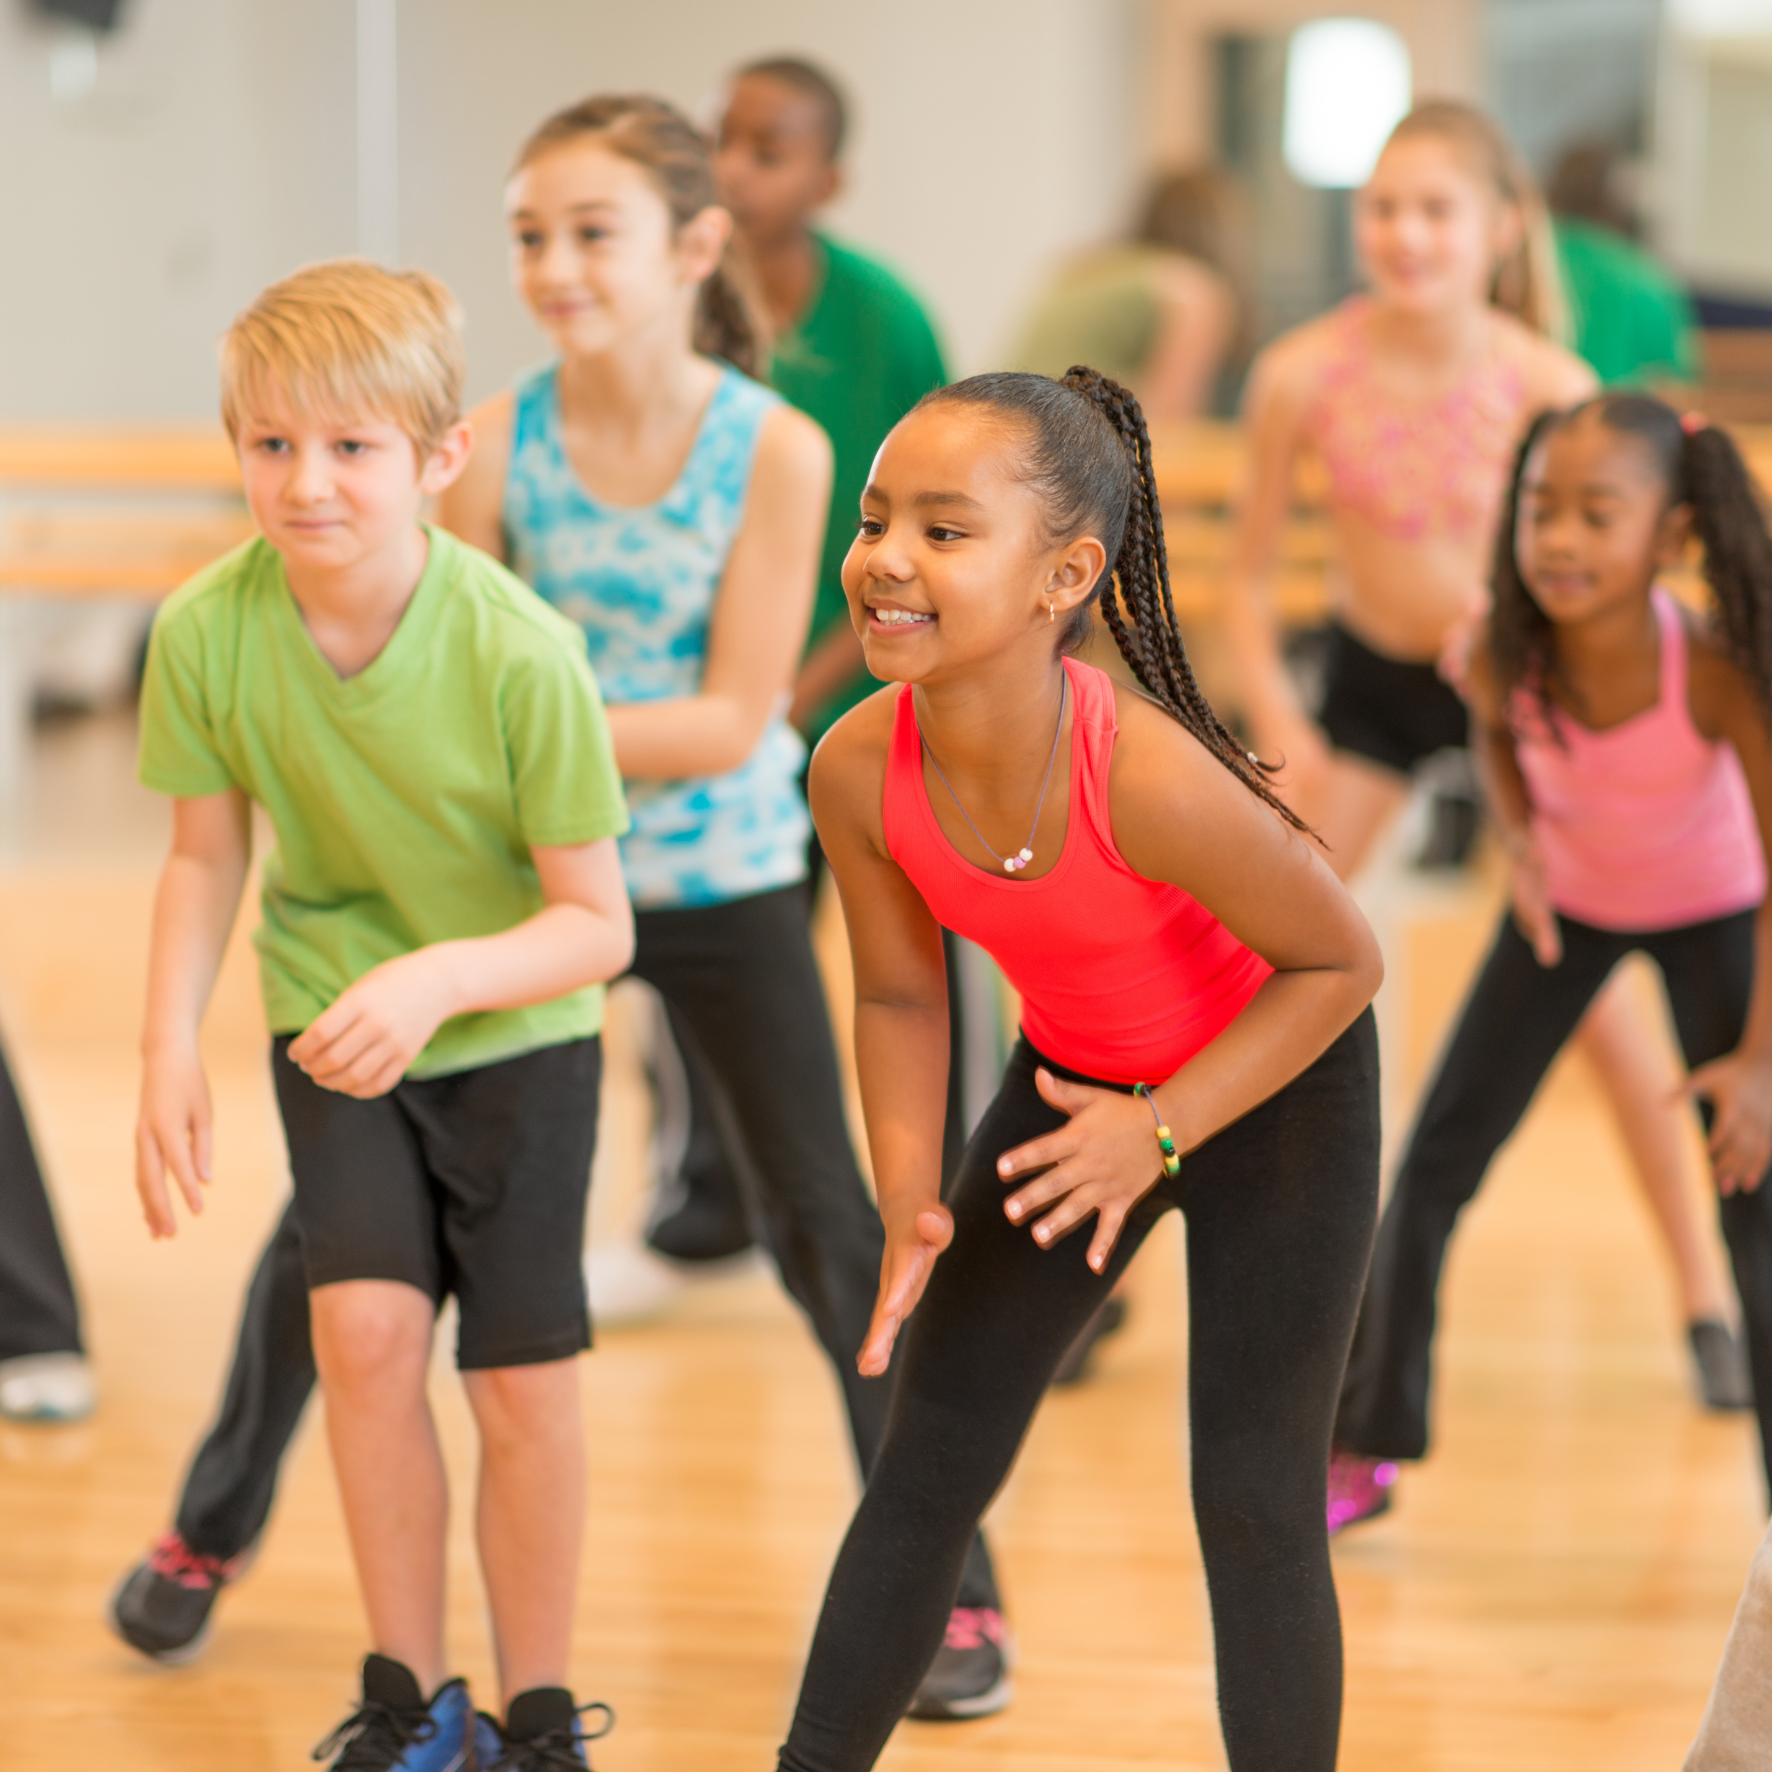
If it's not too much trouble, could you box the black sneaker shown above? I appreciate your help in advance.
[312,1654,476,1770]
[906,1607,1013,1721]
[1690,1318,1754,1411]
[1051,1294,1128,1388]
[108,1530,248,1664]
[480,1688,614,1769]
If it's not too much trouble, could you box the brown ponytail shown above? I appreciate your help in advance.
[514,93,769,379]
[1382,101,1569,343]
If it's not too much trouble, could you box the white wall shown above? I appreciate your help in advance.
[1143,0,1482,167]
[1654,19,1772,293]
[0,0,1142,419]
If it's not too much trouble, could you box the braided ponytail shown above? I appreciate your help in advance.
[916,367,1310,833]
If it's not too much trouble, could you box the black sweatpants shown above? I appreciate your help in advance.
[1336,908,1772,1496]
[780,1012,1381,1772]
[164,885,992,1603]
[0,1030,84,1362]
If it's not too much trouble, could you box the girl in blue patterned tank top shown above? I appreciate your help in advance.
[436,93,1004,1738]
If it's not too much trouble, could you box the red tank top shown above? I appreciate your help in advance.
[883,658,1273,1085]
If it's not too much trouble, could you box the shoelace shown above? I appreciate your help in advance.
[942,1608,1005,1652]
[311,1701,439,1769]
[486,1701,613,1771]
[146,1531,243,1593]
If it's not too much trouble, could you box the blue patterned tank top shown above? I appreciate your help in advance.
[504,364,810,909]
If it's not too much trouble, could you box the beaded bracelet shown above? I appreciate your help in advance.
[1132,1082,1182,1178]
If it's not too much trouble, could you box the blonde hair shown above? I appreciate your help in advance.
[1381,101,1569,342]
[219,259,466,459]
[513,93,768,379]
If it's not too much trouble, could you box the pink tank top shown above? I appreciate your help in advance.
[883,659,1273,1085]
[1307,297,1529,541]
[1511,588,1766,932]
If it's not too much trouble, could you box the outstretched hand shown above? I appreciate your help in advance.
[1686,1051,1772,1196]
[1507,839,1562,967]
[135,1044,213,1239]
[996,1068,1165,1274]
[858,1204,954,1376]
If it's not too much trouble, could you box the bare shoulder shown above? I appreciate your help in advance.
[435,391,515,556]
[807,684,902,853]
[1496,315,1598,409]
[1245,313,1341,418]
[1685,612,1764,743]
[1106,677,1220,790]
[461,390,515,483]
[755,399,833,483]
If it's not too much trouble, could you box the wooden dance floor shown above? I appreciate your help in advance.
[1,712,1765,1770]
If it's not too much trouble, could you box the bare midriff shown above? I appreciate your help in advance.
[1324,516,1491,662]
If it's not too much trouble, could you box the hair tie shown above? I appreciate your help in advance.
[1680,411,1709,436]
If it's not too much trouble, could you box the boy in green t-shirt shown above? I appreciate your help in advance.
[133,261,632,1770]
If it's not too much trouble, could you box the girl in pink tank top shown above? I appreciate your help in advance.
[1332,394,1772,1533]
[777,369,1382,1772]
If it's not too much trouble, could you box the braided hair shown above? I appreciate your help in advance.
[1492,393,1772,725]
[917,366,1309,832]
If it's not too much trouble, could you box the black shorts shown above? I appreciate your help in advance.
[271,1036,601,1371]
[1318,620,1469,776]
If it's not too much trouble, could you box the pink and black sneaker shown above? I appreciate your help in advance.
[906,1606,1013,1720]
[1327,1448,1399,1536]
[108,1531,249,1663]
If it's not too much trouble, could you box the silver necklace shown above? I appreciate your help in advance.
[919,673,1068,874]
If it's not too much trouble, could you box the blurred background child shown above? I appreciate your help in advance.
[1223,101,1750,1410]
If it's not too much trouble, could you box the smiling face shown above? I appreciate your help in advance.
[713,74,839,250]
[233,379,458,578]
[1355,134,1518,317]
[841,404,1108,686]
[1514,410,1688,625]
[505,139,726,359]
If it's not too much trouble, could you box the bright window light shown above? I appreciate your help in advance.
[1283,18,1413,189]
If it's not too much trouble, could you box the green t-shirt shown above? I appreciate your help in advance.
[768,233,948,740]
[1555,218,1701,388]
[138,526,630,1078]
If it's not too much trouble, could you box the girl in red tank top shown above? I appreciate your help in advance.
[1333,395,1772,1534]
[777,370,1382,1772]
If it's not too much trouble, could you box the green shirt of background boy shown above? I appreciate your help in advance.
[716,58,949,744]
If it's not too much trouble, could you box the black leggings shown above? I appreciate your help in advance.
[1337,908,1772,1495]
[780,1012,1381,1772]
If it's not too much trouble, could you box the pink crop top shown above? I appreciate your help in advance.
[1511,587,1766,932]
[883,658,1273,1085]
[1307,297,1529,542]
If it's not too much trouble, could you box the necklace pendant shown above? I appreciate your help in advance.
[1016,847,1033,865]
[1003,855,1019,873]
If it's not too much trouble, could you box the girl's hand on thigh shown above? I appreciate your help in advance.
[1687,1051,1772,1196]
[135,1046,212,1238]
[859,1206,954,1376]
[1506,839,1563,966]
[997,1070,1163,1273]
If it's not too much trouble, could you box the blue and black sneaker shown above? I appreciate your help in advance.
[478,1689,614,1769]
[312,1654,477,1771]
